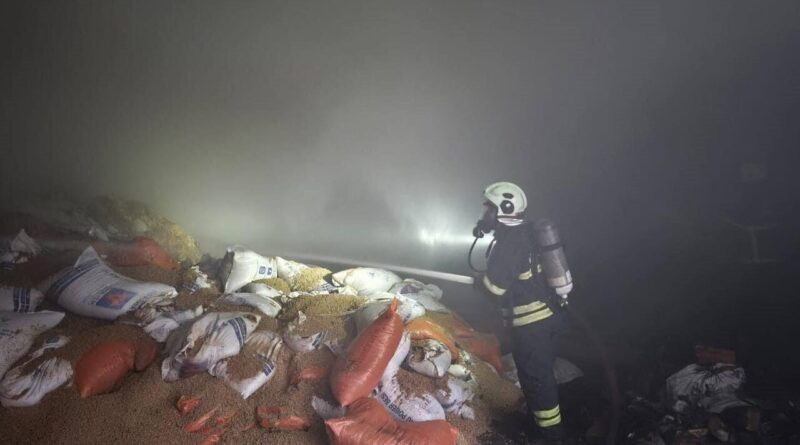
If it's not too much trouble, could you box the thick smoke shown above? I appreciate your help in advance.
[2,0,798,277]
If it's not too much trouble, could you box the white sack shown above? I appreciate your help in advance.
[1,229,41,270]
[283,313,327,353]
[36,267,68,296]
[244,282,284,298]
[325,338,347,358]
[355,295,425,332]
[308,281,342,294]
[210,330,283,399]
[182,266,211,293]
[0,311,65,380]
[275,257,309,283]
[142,306,204,343]
[221,293,282,318]
[220,246,277,294]
[312,395,346,420]
[284,285,359,300]
[331,267,401,296]
[10,229,42,256]
[45,246,177,320]
[389,279,449,313]
[144,318,179,343]
[447,364,476,384]
[0,286,44,313]
[373,332,446,422]
[405,339,451,378]
[161,312,260,381]
[0,334,72,407]
[666,364,747,413]
[284,331,327,353]
[434,377,475,419]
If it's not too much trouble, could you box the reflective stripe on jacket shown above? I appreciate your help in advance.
[483,223,553,327]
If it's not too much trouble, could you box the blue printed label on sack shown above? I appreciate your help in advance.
[259,266,266,275]
[439,399,456,409]
[311,332,327,349]
[96,288,136,309]
[45,335,61,345]
[227,317,247,348]
[261,359,275,378]
[178,363,207,379]
[47,259,100,301]
[399,284,418,295]
[13,287,31,312]
[374,382,411,421]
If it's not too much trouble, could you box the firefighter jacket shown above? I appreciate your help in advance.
[482,222,555,327]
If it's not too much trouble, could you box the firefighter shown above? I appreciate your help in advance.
[473,181,567,441]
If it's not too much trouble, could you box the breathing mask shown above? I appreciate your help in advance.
[472,202,498,239]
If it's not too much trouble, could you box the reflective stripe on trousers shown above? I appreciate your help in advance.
[534,405,561,427]
[511,312,563,432]
[500,300,553,327]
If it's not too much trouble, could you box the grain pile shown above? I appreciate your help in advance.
[0,249,524,445]
[290,267,332,292]
[280,294,366,320]
[86,196,202,264]
[253,277,291,294]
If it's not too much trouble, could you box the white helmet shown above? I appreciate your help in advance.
[483,182,527,217]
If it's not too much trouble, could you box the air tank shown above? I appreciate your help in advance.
[533,219,573,297]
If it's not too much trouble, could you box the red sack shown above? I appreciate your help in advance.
[330,299,403,406]
[448,312,477,339]
[290,365,330,385]
[92,237,179,270]
[457,333,503,373]
[325,397,458,445]
[74,341,136,398]
[405,318,460,362]
[176,395,202,416]
[74,339,157,398]
[133,338,158,371]
[274,415,311,431]
[256,406,310,431]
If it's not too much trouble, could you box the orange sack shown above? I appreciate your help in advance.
[330,299,404,406]
[405,318,460,362]
[92,237,179,270]
[274,415,311,431]
[448,312,477,339]
[457,333,504,373]
[133,338,159,371]
[325,397,459,445]
[74,341,136,398]
[290,365,331,385]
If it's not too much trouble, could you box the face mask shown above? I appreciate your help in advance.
[472,202,498,238]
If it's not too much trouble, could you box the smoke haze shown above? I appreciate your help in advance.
[3,0,799,280]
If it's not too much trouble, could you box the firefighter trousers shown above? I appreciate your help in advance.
[511,310,564,435]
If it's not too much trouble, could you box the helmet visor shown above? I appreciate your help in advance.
[478,201,498,231]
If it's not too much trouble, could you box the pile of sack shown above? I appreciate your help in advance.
[0,229,179,406]
[0,232,531,445]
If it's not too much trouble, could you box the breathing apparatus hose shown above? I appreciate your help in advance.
[467,236,496,273]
